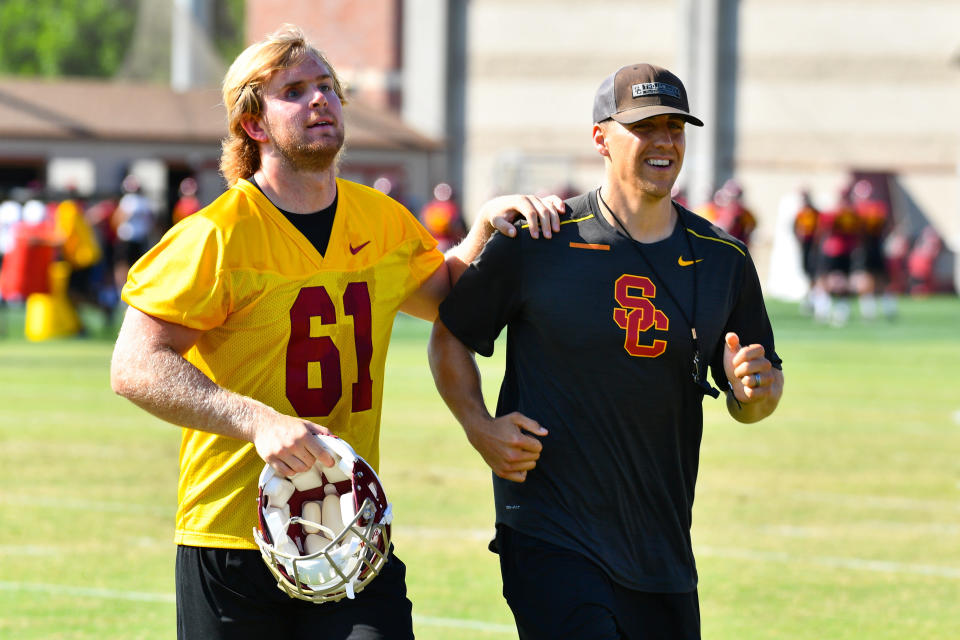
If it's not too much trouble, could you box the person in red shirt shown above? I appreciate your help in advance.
[849,179,896,319]
[711,180,757,247]
[172,177,202,226]
[418,182,466,252]
[815,188,860,325]
[907,226,944,295]
[792,189,820,311]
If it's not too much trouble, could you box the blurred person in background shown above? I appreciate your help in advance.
[418,182,465,252]
[0,197,21,274]
[814,187,860,325]
[171,177,201,225]
[0,196,56,304]
[849,179,896,319]
[111,174,156,292]
[792,188,821,314]
[50,191,109,332]
[883,229,911,295]
[110,24,561,640]
[85,195,121,314]
[429,62,783,640]
[907,225,945,295]
[0,196,22,333]
[711,179,757,247]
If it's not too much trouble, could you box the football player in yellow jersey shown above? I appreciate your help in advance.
[110,24,561,640]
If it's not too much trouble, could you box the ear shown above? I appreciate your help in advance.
[239,114,269,143]
[592,123,609,158]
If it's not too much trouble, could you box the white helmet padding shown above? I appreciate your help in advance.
[253,434,392,603]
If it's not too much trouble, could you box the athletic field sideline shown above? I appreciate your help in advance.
[1,296,958,639]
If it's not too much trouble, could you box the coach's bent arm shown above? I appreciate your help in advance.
[428,319,546,483]
[721,332,784,424]
[110,307,334,476]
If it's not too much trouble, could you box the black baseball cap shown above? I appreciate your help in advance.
[593,63,703,127]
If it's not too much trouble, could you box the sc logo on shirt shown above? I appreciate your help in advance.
[612,275,669,358]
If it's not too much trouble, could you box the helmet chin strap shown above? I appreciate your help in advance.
[343,538,361,599]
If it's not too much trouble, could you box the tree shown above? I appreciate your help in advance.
[0,0,244,80]
[0,0,137,77]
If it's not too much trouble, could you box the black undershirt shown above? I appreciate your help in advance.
[249,176,337,256]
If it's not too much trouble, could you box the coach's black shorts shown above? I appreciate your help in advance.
[176,545,413,640]
[493,525,700,640]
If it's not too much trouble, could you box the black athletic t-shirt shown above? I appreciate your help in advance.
[438,189,781,593]
[249,176,337,255]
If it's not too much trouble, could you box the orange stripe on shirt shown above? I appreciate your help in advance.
[569,242,610,251]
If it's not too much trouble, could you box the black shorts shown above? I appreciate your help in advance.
[67,265,97,299]
[819,253,852,276]
[800,240,818,279]
[493,526,700,640]
[853,238,885,274]
[176,545,413,640]
[116,239,149,265]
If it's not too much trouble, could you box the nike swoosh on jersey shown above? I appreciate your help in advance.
[349,240,371,255]
[678,256,704,266]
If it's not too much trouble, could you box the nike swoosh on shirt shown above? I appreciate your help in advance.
[349,241,371,255]
[678,256,704,266]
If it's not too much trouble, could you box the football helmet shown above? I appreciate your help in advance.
[253,434,392,603]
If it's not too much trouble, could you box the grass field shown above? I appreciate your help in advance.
[1,296,958,639]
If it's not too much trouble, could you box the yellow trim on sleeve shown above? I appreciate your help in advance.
[685,228,746,256]
[520,213,595,230]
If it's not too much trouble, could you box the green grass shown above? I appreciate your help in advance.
[1,296,958,639]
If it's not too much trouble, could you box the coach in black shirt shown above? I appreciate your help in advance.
[429,63,784,639]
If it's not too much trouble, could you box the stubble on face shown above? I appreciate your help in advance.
[267,118,346,174]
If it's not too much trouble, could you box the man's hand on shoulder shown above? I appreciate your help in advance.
[437,193,566,303]
[479,194,565,240]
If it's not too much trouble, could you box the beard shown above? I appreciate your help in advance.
[270,121,346,173]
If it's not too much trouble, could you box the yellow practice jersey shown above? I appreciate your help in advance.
[122,178,444,549]
[55,199,102,269]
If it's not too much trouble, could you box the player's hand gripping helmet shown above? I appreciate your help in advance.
[253,434,392,603]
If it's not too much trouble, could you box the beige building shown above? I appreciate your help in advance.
[3,1,956,289]
[0,0,440,222]
[215,1,960,291]
[460,0,959,292]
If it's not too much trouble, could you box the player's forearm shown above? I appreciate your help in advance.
[427,320,493,433]
[726,368,784,423]
[110,338,276,442]
[443,217,494,286]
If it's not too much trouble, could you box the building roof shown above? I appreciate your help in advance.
[0,77,439,151]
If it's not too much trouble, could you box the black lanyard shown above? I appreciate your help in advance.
[598,190,720,398]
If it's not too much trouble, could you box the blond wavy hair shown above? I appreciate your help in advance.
[219,24,347,186]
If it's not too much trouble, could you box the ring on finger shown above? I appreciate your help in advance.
[753,373,762,387]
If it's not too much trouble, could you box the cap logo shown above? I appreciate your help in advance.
[631,82,681,99]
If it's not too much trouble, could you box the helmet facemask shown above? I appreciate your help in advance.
[253,435,392,603]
